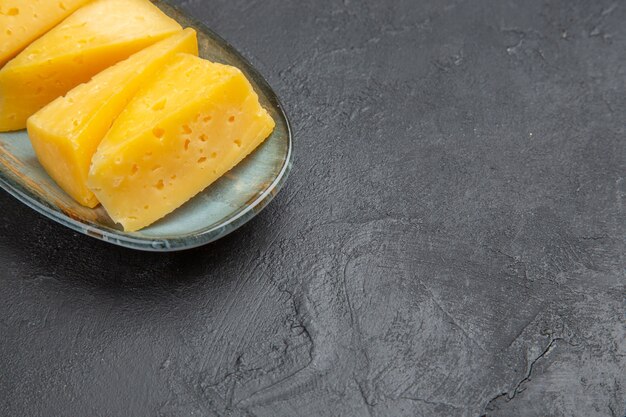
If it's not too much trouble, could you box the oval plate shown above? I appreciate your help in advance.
[0,0,292,252]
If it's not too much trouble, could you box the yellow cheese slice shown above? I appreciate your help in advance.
[27,29,198,208]
[0,0,93,67]
[88,53,276,232]
[0,0,182,131]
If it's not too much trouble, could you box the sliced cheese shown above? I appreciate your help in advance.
[88,53,276,232]
[0,0,182,131]
[27,29,199,208]
[0,0,94,67]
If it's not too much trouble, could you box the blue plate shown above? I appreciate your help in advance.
[0,0,292,251]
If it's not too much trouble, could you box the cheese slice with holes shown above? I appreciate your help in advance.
[0,0,93,67]
[0,0,182,131]
[27,29,198,208]
[88,53,276,232]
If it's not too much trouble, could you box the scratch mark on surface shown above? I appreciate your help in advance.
[483,337,564,413]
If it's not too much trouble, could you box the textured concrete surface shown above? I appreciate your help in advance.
[0,0,624,416]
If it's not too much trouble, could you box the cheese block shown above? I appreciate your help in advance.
[88,53,276,232]
[0,0,182,131]
[27,29,198,208]
[0,0,93,67]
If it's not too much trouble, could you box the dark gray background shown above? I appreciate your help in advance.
[1,0,624,416]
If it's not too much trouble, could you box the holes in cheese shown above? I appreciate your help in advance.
[0,0,183,131]
[27,29,198,208]
[0,0,92,67]
[88,53,276,232]
[153,127,166,139]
